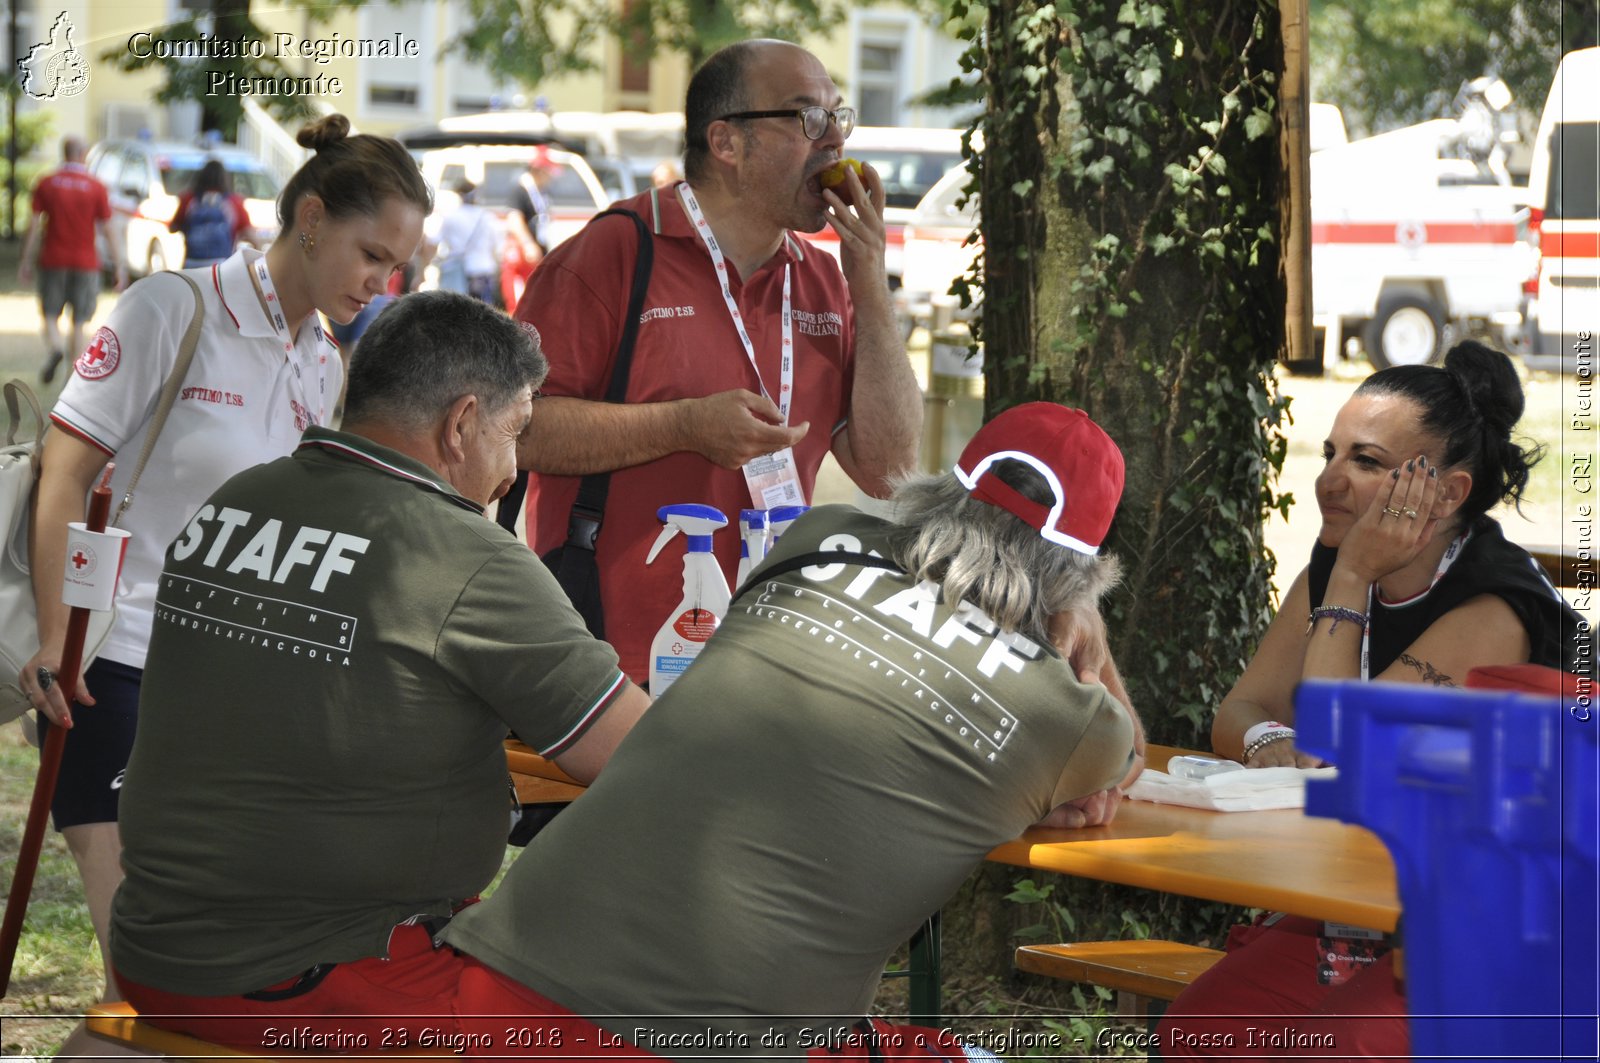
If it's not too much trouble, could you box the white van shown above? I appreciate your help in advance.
[1524,47,1600,372]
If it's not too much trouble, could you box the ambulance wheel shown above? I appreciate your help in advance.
[1364,293,1444,369]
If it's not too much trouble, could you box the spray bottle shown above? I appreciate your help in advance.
[645,503,730,697]
[767,504,811,548]
[734,509,769,589]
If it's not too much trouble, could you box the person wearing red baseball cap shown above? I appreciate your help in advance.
[437,400,1145,1059]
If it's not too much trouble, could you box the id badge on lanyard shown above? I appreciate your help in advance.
[252,257,327,427]
[678,185,807,510]
[1359,530,1469,679]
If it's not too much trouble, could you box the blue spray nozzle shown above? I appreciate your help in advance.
[647,504,729,564]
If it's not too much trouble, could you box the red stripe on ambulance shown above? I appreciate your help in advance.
[1541,231,1600,259]
[1312,221,1519,245]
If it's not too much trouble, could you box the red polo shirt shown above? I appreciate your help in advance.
[518,186,856,684]
[32,163,111,271]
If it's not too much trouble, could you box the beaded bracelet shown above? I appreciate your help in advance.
[1305,604,1369,637]
[1242,728,1296,761]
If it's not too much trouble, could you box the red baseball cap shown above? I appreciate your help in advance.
[953,403,1125,555]
[529,146,559,172]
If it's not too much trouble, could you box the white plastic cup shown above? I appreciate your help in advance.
[60,523,131,611]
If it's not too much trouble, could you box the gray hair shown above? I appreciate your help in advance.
[342,291,546,431]
[884,461,1120,644]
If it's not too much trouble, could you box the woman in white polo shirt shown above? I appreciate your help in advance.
[17,113,430,1049]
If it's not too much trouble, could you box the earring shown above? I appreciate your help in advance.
[299,231,316,254]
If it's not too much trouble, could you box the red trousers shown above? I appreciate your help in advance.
[1156,915,1408,1062]
[117,924,967,1061]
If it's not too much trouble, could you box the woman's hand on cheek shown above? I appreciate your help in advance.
[1335,455,1442,583]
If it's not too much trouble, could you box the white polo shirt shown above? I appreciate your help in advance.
[51,248,340,670]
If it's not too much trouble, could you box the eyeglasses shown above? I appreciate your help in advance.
[719,106,857,141]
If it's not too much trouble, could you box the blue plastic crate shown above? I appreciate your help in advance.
[1296,679,1598,1062]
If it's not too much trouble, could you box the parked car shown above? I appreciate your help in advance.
[801,125,966,290]
[436,109,685,193]
[85,139,281,277]
[898,160,980,329]
[402,129,611,308]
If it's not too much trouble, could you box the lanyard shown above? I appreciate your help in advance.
[1360,530,1469,679]
[252,256,328,425]
[678,184,794,425]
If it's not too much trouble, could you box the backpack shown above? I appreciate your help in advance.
[182,192,235,263]
[0,274,206,723]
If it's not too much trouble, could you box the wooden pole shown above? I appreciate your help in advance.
[0,464,115,996]
[1280,0,1314,370]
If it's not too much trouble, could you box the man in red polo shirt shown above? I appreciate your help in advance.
[18,135,124,384]
[514,39,922,686]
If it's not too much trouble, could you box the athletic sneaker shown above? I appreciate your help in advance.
[40,350,64,384]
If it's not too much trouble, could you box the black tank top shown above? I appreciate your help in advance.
[1307,516,1586,675]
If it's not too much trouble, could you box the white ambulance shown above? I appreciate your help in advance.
[1309,91,1534,371]
[1523,47,1599,372]
[899,98,1534,369]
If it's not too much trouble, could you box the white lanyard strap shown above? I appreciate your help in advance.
[1360,530,1470,679]
[252,257,327,425]
[678,184,794,425]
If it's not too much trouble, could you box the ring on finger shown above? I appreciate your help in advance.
[1382,506,1404,518]
[36,666,54,693]
[1402,507,1419,519]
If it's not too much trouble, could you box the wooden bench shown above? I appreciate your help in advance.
[1015,940,1225,1022]
[86,1002,445,1061]
[1526,544,1587,589]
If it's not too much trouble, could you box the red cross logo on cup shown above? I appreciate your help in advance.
[67,542,97,577]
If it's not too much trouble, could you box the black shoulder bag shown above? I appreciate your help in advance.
[517,208,654,638]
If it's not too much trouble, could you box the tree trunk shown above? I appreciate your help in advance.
[981,0,1290,751]
[205,0,252,140]
[927,0,1294,993]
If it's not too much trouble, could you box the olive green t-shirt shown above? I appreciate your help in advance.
[445,505,1133,1051]
[111,428,626,995]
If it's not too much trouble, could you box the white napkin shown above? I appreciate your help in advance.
[1126,765,1339,812]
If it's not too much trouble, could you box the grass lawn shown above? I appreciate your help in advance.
[0,721,103,1058]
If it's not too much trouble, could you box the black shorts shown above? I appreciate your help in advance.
[37,657,142,831]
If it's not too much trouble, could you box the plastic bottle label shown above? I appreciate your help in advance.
[671,609,719,642]
[654,654,693,677]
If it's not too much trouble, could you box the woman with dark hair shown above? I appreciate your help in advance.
[17,113,430,1056]
[1158,340,1583,1060]
[169,157,250,267]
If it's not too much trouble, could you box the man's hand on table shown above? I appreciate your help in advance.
[1035,786,1124,830]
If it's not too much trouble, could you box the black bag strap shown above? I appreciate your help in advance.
[732,549,905,602]
[497,207,653,535]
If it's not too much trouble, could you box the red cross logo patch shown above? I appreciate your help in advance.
[76,327,121,380]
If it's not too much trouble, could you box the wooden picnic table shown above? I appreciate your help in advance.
[502,741,1401,1023]
[987,744,1399,932]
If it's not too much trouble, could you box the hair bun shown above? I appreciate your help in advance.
[296,114,353,153]
[1443,339,1522,435]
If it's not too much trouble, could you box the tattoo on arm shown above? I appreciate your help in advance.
[1399,652,1456,687]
